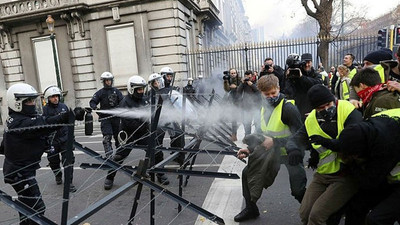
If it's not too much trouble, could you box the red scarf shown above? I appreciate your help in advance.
[356,83,385,105]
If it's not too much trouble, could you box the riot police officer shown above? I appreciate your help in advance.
[89,72,123,158]
[2,83,70,225]
[43,85,76,192]
[104,75,170,189]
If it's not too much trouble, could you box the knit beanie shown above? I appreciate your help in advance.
[363,49,393,64]
[307,84,335,109]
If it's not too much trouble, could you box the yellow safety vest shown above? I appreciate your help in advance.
[373,108,400,182]
[260,99,294,155]
[348,68,357,79]
[371,64,385,83]
[340,79,350,100]
[305,100,355,174]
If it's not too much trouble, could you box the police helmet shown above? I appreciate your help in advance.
[148,73,165,90]
[159,67,174,76]
[7,83,39,112]
[43,85,62,104]
[127,76,147,98]
[100,72,114,87]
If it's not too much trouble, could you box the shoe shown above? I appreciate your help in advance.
[231,134,238,142]
[234,208,260,222]
[104,178,114,190]
[69,185,77,193]
[157,174,170,185]
[55,175,62,185]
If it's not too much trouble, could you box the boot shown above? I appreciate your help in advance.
[234,208,260,222]
[55,173,62,185]
[104,178,114,190]
[69,184,77,193]
[156,174,170,185]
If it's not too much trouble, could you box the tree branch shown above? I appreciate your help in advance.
[301,0,317,18]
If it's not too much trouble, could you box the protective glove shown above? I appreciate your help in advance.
[288,150,303,166]
[307,149,319,170]
[309,135,339,152]
[73,107,85,121]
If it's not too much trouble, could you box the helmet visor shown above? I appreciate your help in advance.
[151,77,165,90]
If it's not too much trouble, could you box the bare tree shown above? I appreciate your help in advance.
[300,0,333,68]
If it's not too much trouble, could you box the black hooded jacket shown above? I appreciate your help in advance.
[339,116,400,189]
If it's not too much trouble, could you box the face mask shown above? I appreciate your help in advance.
[317,105,336,122]
[265,93,280,105]
[21,105,37,115]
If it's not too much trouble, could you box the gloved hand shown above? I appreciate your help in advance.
[73,107,85,121]
[288,150,303,166]
[307,149,319,170]
[309,135,339,152]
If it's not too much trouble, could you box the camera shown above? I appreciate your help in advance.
[286,54,303,79]
[244,78,250,82]
[223,71,230,80]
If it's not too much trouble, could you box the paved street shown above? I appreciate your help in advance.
[0,123,317,225]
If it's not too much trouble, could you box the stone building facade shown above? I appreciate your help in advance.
[0,0,251,124]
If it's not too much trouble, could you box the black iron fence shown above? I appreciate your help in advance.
[186,33,379,78]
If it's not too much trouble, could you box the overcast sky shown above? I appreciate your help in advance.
[242,0,400,39]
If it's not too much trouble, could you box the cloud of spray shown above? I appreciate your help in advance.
[96,100,271,135]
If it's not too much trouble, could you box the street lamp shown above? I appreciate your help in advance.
[46,15,62,89]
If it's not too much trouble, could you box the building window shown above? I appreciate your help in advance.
[32,36,62,92]
[105,22,138,87]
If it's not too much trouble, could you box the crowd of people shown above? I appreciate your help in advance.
[2,46,400,225]
[229,47,400,225]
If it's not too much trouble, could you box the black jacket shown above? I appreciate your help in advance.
[284,74,322,121]
[119,95,150,142]
[89,87,123,118]
[341,116,400,189]
[42,102,69,147]
[3,110,65,179]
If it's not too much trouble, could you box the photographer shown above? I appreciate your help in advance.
[237,70,261,136]
[260,57,285,91]
[223,68,241,141]
[284,53,322,121]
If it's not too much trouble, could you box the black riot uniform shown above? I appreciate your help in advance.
[3,105,67,225]
[43,101,76,189]
[89,84,123,158]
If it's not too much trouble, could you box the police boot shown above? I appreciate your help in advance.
[156,174,170,185]
[69,184,77,193]
[234,207,260,222]
[102,135,113,158]
[104,178,114,190]
[55,172,62,185]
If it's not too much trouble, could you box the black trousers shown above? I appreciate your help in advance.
[11,176,45,225]
[345,183,400,225]
[47,145,75,180]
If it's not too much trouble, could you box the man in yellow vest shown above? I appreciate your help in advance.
[349,49,393,108]
[328,109,400,224]
[286,84,363,225]
[349,67,400,119]
[234,75,307,222]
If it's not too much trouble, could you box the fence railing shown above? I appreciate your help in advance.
[186,33,379,78]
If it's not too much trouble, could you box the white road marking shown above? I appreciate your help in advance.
[195,125,247,225]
